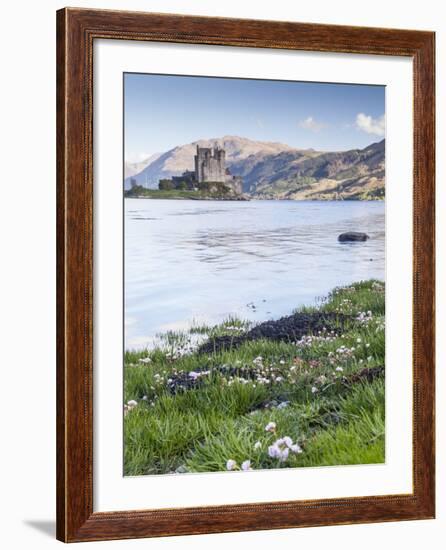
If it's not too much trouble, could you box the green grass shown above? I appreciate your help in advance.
[124,188,238,200]
[124,279,385,475]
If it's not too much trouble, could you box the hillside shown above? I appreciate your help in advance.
[125,136,385,200]
[124,152,162,179]
[124,136,296,189]
[232,140,385,200]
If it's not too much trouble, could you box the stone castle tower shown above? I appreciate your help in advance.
[194,145,226,183]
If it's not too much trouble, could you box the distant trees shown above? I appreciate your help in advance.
[159,179,192,191]
[159,179,174,190]
[124,184,147,197]
[154,179,231,195]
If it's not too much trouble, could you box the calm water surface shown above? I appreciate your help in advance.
[125,199,385,349]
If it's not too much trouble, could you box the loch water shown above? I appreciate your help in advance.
[125,199,385,349]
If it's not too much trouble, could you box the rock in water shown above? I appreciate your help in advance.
[338,232,369,242]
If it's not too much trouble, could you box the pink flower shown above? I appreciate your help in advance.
[226,459,237,471]
[241,460,252,471]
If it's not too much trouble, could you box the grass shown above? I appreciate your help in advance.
[124,188,241,200]
[124,279,385,475]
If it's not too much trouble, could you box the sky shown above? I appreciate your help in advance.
[124,73,385,163]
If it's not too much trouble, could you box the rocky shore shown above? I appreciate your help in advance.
[198,311,351,354]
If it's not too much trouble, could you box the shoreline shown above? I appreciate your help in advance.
[124,194,384,202]
[125,279,385,355]
[125,194,250,201]
[124,280,385,475]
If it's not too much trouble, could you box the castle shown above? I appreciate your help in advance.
[166,145,243,194]
[194,145,227,183]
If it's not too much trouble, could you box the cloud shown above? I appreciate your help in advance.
[298,116,327,132]
[355,113,385,137]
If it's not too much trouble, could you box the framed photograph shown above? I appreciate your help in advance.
[56,8,435,542]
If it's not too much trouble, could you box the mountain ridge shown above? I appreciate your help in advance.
[124,152,162,179]
[124,136,385,200]
[124,136,300,189]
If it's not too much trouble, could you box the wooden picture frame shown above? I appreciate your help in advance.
[56,7,435,542]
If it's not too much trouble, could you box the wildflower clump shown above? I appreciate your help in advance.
[268,435,303,463]
[225,458,254,472]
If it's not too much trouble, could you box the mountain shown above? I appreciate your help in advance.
[124,136,385,200]
[124,153,162,180]
[124,136,297,189]
[232,139,385,200]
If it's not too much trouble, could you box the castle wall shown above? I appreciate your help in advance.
[195,146,226,183]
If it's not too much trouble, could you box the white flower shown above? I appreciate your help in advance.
[366,343,370,348]
[280,448,289,462]
[356,338,362,343]
[268,444,280,458]
[279,359,285,365]
[311,386,318,393]
[226,459,237,471]
[241,460,252,471]
[139,357,151,364]
[367,356,373,361]
[188,371,200,380]
[265,422,277,432]
[254,441,262,450]
[127,399,138,408]
[335,366,343,372]
[268,437,296,462]
[290,443,303,454]
[277,401,289,410]
[275,376,284,383]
